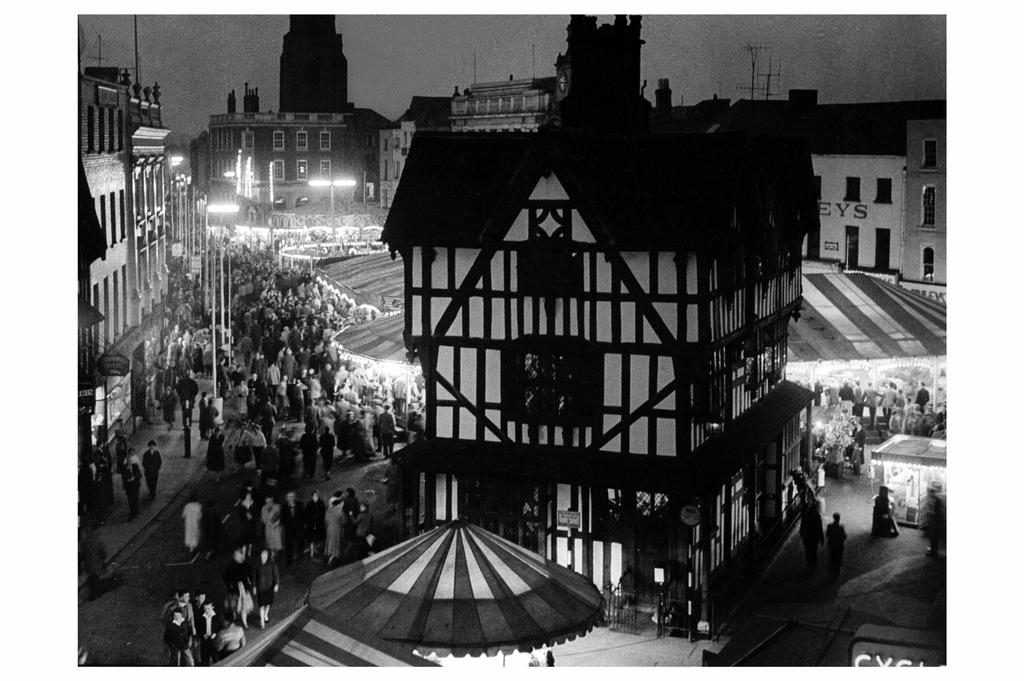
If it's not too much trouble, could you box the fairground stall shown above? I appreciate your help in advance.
[870,435,947,526]
[786,272,946,405]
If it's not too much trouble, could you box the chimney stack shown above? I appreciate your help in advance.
[227,89,236,114]
[655,78,672,116]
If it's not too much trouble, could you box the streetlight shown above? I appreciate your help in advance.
[310,178,356,250]
[204,202,238,411]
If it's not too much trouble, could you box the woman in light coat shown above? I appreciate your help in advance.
[182,492,203,553]
[261,496,283,556]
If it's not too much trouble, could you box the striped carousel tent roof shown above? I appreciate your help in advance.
[219,606,438,667]
[788,273,946,363]
[334,313,408,363]
[307,518,604,657]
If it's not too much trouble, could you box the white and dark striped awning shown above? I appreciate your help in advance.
[219,606,438,667]
[788,273,946,362]
[307,518,604,657]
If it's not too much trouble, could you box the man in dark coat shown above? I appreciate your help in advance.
[142,440,163,499]
[299,426,319,479]
[825,512,847,580]
[177,374,199,426]
[123,451,143,519]
[281,491,305,565]
[318,426,336,481]
[915,382,931,410]
[198,393,212,440]
[379,405,396,459]
[799,504,825,573]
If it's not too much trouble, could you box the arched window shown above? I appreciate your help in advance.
[922,247,935,282]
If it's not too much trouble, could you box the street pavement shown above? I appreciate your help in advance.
[709,441,946,666]
[77,383,400,666]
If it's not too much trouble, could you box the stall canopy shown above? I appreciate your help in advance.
[871,434,947,467]
[219,606,438,667]
[788,273,946,362]
[319,253,404,307]
[335,313,408,363]
[306,518,604,657]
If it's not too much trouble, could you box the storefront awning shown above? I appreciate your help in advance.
[788,273,946,363]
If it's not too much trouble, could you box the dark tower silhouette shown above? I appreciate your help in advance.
[279,15,350,113]
[554,15,651,133]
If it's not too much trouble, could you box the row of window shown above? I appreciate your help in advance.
[815,175,892,204]
[92,264,129,349]
[382,158,402,181]
[383,131,411,152]
[85,105,124,154]
[840,224,936,279]
[270,159,333,181]
[96,189,127,247]
[215,129,332,152]
[815,175,937,226]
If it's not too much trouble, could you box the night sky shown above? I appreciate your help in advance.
[76,13,946,140]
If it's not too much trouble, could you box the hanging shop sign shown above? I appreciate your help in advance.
[680,505,701,527]
[823,241,840,251]
[556,510,581,529]
[78,385,96,415]
[98,353,131,377]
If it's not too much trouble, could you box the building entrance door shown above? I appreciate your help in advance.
[875,228,891,270]
[845,225,860,269]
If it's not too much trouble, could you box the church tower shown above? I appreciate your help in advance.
[279,15,351,113]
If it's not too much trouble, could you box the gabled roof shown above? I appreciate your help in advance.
[383,129,819,254]
[397,96,452,130]
[709,98,946,155]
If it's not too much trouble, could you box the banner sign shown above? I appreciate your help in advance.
[556,510,581,529]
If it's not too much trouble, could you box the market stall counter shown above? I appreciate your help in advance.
[870,435,947,526]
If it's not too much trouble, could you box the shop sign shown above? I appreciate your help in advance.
[680,505,701,527]
[849,625,945,667]
[98,353,131,376]
[823,241,839,251]
[78,386,95,414]
[556,510,581,529]
[818,202,868,219]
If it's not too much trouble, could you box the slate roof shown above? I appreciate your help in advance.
[708,98,946,155]
[382,129,819,255]
[397,96,452,130]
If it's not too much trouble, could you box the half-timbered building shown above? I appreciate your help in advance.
[382,128,819,634]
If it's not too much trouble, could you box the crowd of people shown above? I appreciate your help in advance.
[803,377,947,439]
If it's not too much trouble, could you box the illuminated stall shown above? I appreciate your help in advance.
[786,273,946,405]
[870,435,946,526]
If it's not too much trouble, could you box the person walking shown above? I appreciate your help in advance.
[300,425,319,479]
[305,490,326,560]
[123,450,142,519]
[198,393,212,440]
[206,426,226,483]
[142,441,162,500]
[871,486,900,538]
[261,495,283,559]
[915,382,931,411]
[353,501,375,559]
[379,404,396,460]
[921,484,946,557]
[195,600,223,666]
[223,547,256,628]
[161,590,195,666]
[182,492,203,554]
[161,385,178,431]
[880,382,896,425]
[163,609,192,666]
[318,425,336,481]
[325,491,346,568]
[863,382,879,429]
[825,512,847,581]
[799,502,825,574]
[281,491,305,566]
[254,548,280,630]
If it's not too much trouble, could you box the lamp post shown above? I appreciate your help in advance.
[205,203,239,404]
[309,178,356,244]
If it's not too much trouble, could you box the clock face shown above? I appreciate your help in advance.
[557,74,568,94]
